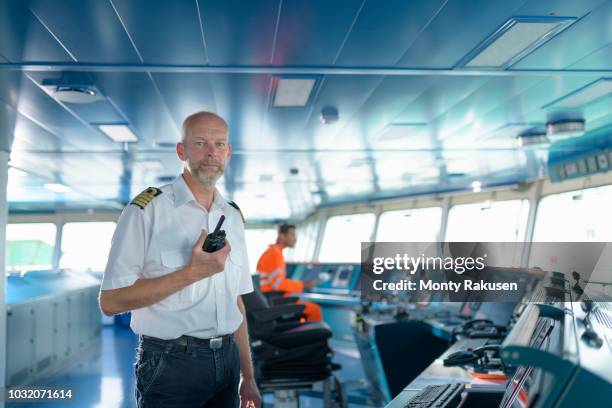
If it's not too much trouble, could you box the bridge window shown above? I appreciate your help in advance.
[446,199,529,242]
[376,207,442,242]
[6,223,57,274]
[286,219,320,263]
[245,228,277,274]
[59,222,116,272]
[533,185,612,241]
[318,213,376,262]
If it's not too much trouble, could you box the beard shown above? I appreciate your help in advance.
[185,149,225,186]
[191,160,224,186]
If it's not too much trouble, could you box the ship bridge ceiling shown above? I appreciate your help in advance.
[1,0,611,221]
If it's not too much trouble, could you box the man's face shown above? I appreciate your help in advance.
[281,228,297,248]
[178,116,230,186]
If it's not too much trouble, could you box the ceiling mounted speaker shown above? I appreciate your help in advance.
[41,79,102,104]
[546,117,585,141]
[53,86,99,103]
[320,106,339,124]
[516,127,549,147]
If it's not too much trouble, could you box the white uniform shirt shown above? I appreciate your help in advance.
[101,176,253,339]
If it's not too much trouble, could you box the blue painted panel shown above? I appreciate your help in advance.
[151,73,218,131]
[479,76,597,129]
[0,100,17,151]
[331,76,438,144]
[335,0,447,66]
[206,74,272,150]
[272,0,362,66]
[112,0,208,64]
[302,75,385,149]
[198,0,278,65]
[94,72,181,143]
[515,0,612,69]
[570,43,612,69]
[396,0,528,68]
[0,0,71,62]
[27,0,140,63]
[11,112,64,151]
[392,76,490,125]
[430,76,543,140]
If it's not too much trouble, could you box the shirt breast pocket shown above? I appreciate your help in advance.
[159,249,194,307]
[226,239,246,291]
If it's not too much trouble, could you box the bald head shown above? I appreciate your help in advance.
[181,111,228,143]
[178,111,231,187]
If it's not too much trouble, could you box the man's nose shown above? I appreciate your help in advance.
[204,144,217,157]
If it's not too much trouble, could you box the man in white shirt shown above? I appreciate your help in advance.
[99,111,261,408]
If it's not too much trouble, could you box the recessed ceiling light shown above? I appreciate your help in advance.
[516,127,549,147]
[273,78,317,107]
[544,78,612,109]
[458,17,576,69]
[96,124,138,143]
[44,183,71,193]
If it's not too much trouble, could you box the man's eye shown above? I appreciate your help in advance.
[216,143,226,148]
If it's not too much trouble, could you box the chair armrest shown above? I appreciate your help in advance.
[270,296,299,306]
[252,304,306,323]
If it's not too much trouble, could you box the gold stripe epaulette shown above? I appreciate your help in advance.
[130,187,162,209]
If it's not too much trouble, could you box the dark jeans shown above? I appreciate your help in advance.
[135,335,240,408]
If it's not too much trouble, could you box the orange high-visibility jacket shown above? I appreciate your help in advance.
[256,244,303,293]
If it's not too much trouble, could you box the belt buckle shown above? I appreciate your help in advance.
[209,337,223,349]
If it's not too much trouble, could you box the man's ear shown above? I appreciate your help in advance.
[177,142,186,161]
[227,143,232,161]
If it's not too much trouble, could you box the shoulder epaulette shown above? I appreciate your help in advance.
[228,201,245,223]
[130,187,162,209]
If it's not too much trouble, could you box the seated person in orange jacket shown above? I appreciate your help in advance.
[256,223,322,322]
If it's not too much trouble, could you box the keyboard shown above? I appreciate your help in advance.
[404,383,464,408]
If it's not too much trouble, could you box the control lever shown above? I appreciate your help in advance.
[580,300,603,348]
[202,215,226,253]
[572,271,584,296]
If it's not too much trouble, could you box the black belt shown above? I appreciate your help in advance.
[142,334,232,349]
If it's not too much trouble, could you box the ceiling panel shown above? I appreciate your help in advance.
[26,0,140,63]
[0,0,72,62]
[111,0,208,65]
[151,73,218,134]
[272,0,363,66]
[198,0,278,65]
[335,0,447,66]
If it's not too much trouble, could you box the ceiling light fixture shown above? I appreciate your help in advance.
[96,124,139,143]
[516,127,549,147]
[273,77,317,107]
[457,16,576,69]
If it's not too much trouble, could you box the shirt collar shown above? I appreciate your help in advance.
[172,175,227,210]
